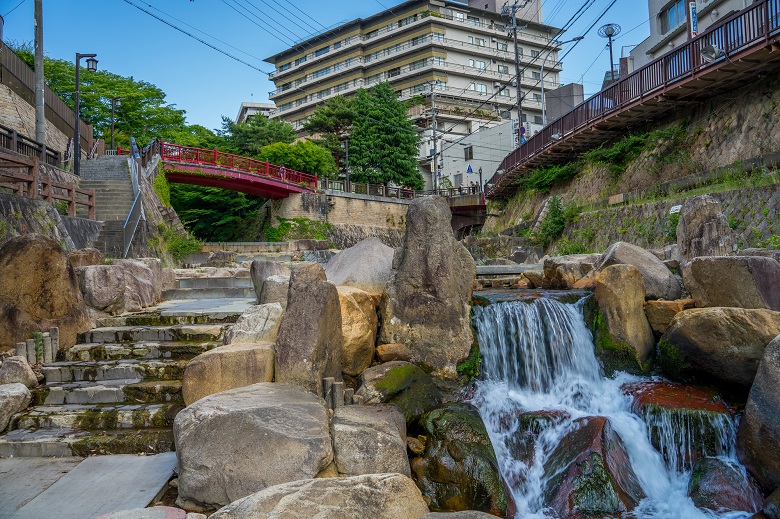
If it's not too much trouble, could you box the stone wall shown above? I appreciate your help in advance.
[0,193,78,250]
[272,192,409,248]
[0,85,71,158]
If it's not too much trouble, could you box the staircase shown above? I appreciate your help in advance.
[162,276,255,300]
[0,312,238,458]
[78,156,136,257]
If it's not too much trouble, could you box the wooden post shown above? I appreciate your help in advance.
[41,175,51,203]
[30,159,40,199]
[11,129,18,153]
[88,188,96,220]
[68,184,76,216]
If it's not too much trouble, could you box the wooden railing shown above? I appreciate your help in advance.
[0,123,62,166]
[488,0,780,198]
[0,150,95,219]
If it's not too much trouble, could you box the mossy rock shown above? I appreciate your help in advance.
[658,338,687,381]
[71,429,174,456]
[572,452,622,514]
[585,296,648,376]
[374,364,443,422]
[412,403,508,516]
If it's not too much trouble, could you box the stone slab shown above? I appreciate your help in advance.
[476,264,542,276]
[0,457,83,518]
[6,452,176,519]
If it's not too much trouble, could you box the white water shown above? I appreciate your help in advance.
[471,297,752,519]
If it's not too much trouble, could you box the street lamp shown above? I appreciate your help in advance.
[74,53,97,175]
[598,24,621,84]
[110,97,121,152]
[541,36,584,126]
[478,167,483,193]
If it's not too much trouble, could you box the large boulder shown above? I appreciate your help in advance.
[175,383,333,510]
[182,342,275,406]
[250,260,291,308]
[739,333,780,492]
[355,361,443,422]
[324,237,395,295]
[139,258,163,302]
[222,303,283,345]
[0,383,32,432]
[68,247,104,268]
[338,287,379,376]
[765,488,780,519]
[676,194,737,262]
[331,404,409,477]
[644,299,696,336]
[682,256,780,310]
[0,356,37,388]
[542,254,601,289]
[595,241,681,300]
[543,416,645,517]
[0,235,91,349]
[687,457,763,514]
[76,265,127,315]
[592,265,655,374]
[275,263,342,395]
[660,308,780,389]
[113,260,157,312]
[210,473,430,519]
[379,197,475,378]
[412,403,508,516]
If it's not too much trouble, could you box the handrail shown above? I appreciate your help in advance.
[122,137,145,257]
[159,142,318,190]
[487,0,780,198]
[0,122,62,166]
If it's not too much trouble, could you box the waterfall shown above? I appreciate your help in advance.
[472,297,751,519]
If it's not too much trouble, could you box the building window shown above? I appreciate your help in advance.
[433,32,445,42]
[518,47,524,56]
[469,59,487,71]
[432,57,445,66]
[533,93,542,102]
[455,173,463,186]
[534,115,543,124]
[497,41,509,52]
[453,11,466,22]
[279,102,293,111]
[388,67,401,77]
[411,35,429,46]
[312,66,331,78]
[366,29,378,39]
[464,145,474,160]
[409,58,428,70]
[295,56,307,66]
[468,36,486,47]
[398,14,417,27]
[531,50,540,58]
[367,73,382,85]
[333,41,342,50]
[345,36,353,45]
[279,62,291,72]
[314,46,330,57]
[467,16,480,26]
[661,0,686,33]
[498,86,510,96]
[498,64,509,74]
[469,82,487,94]
[412,83,428,93]
[532,71,541,80]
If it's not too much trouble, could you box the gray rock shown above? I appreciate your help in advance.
[741,248,780,263]
[258,275,289,309]
[337,287,379,376]
[139,258,163,303]
[114,260,157,312]
[0,383,32,432]
[355,361,443,422]
[175,383,333,510]
[324,237,394,294]
[661,308,780,389]
[250,260,291,308]
[0,356,37,388]
[204,250,237,267]
[379,197,476,379]
[76,265,126,315]
[275,263,342,395]
[332,405,409,477]
[209,473,430,519]
[739,333,780,491]
[542,254,602,289]
[67,248,104,268]
[687,457,763,513]
[595,241,681,300]
[682,256,780,310]
[676,195,737,262]
[423,513,502,518]
[223,303,283,345]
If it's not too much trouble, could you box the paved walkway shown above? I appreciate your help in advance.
[154,296,255,319]
[0,453,176,519]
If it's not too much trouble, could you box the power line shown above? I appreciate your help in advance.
[2,0,28,17]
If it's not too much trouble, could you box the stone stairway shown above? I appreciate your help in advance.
[0,315,235,458]
[162,276,255,300]
[78,156,136,257]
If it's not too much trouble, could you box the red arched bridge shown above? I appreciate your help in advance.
[159,142,318,199]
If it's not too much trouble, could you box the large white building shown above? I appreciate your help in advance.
[263,0,564,188]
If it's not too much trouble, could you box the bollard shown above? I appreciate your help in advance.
[49,327,60,361]
[15,342,26,358]
[323,377,335,410]
[332,381,344,409]
[344,387,354,406]
[43,336,53,364]
[25,339,37,364]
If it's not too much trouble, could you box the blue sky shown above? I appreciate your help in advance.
[2,0,649,132]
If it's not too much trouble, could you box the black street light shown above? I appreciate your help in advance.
[110,97,121,152]
[479,167,483,193]
[74,53,98,175]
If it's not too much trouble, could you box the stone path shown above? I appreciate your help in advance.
[0,453,176,519]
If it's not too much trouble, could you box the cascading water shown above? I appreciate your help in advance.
[471,296,754,519]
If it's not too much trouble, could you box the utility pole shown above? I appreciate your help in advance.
[429,85,439,193]
[502,0,529,146]
[34,0,45,146]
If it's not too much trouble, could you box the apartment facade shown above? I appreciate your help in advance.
[263,0,562,188]
[629,0,752,71]
[236,102,276,124]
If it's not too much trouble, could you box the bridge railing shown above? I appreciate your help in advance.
[319,178,416,199]
[159,142,318,190]
[122,137,146,258]
[488,0,780,198]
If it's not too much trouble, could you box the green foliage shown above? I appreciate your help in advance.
[262,217,333,242]
[169,179,266,242]
[54,200,68,216]
[556,236,591,255]
[728,215,738,230]
[761,234,780,249]
[219,115,296,156]
[457,346,481,382]
[665,212,680,240]
[517,162,580,192]
[258,140,338,178]
[582,125,689,177]
[156,223,201,262]
[537,196,567,245]
[153,172,171,207]
[32,332,44,364]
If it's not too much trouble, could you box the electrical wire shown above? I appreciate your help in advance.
[2,0,28,18]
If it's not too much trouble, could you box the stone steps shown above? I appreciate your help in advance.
[96,313,239,327]
[66,340,219,361]
[42,359,188,383]
[78,323,227,344]
[10,403,181,431]
[162,287,256,300]
[32,379,183,406]
[0,427,174,457]
[177,277,254,289]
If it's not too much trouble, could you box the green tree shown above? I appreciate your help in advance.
[219,115,296,156]
[303,96,354,168]
[258,141,338,178]
[348,83,424,189]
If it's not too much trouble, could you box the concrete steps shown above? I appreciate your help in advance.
[66,340,219,361]
[162,276,255,300]
[0,427,175,458]
[10,403,180,431]
[78,323,227,344]
[32,379,183,406]
[42,359,188,384]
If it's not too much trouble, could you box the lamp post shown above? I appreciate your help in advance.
[110,97,121,153]
[74,53,98,175]
[478,167,483,193]
[598,24,621,84]
[541,36,584,127]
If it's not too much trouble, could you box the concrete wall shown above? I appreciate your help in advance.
[0,85,71,159]
[441,121,514,189]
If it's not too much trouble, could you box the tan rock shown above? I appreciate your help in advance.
[0,356,37,388]
[523,270,543,288]
[0,383,32,432]
[595,241,682,300]
[77,265,126,315]
[161,268,177,291]
[338,286,379,376]
[67,248,104,268]
[683,256,780,310]
[376,343,412,363]
[182,342,274,406]
[543,254,601,289]
[572,269,597,289]
[677,194,737,262]
[114,260,157,312]
[644,299,696,335]
[223,304,283,345]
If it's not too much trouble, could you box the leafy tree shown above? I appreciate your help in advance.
[258,141,338,178]
[303,96,354,168]
[219,115,296,156]
[347,83,424,189]
[164,124,226,149]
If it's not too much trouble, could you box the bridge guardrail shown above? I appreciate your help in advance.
[488,0,780,198]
